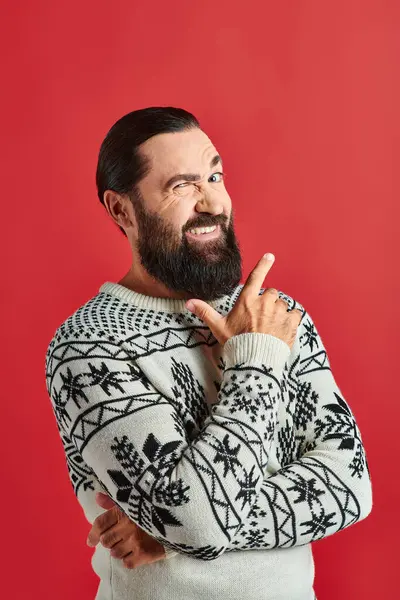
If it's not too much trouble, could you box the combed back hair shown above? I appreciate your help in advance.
[96,106,200,236]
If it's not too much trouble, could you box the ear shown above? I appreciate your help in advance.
[103,190,134,232]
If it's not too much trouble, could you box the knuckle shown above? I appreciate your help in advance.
[112,546,124,559]
[100,513,113,529]
[101,531,115,548]
[94,516,106,530]
[241,296,252,311]
[197,306,208,320]
[275,298,288,310]
[248,268,258,282]
[246,269,262,288]
[265,287,278,297]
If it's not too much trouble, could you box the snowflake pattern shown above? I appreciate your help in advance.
[45,283,371,558]
[108,433,190,537]
[314,392,367,478]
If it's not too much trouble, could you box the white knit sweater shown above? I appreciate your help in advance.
[45,281,372,600]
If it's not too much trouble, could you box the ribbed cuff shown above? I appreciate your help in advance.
[223,333,291,373]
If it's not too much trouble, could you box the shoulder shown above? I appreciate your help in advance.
[44,291,136,401]
[45,290,128,360]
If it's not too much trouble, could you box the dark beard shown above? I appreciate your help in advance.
[131,192,242,301]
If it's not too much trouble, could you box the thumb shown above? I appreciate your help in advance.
[95,491,116,510]
[186,299,225,343]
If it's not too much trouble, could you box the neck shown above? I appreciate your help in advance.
[118,262,190,301]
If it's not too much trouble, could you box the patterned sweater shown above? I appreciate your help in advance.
[45,281,372,600]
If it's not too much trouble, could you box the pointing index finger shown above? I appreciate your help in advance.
[240,253,275,301]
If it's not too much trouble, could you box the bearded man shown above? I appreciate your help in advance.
[45,106,372,600]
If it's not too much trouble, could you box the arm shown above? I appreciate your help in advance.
[83,304,373,559]
[221,304,372,551]
[46,325,291,560]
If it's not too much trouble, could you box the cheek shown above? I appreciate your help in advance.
[158,189,189,215]
[159,193,193,225]
[221,187,232,205]
[219,190,232,219]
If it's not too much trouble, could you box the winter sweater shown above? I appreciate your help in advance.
[45,281,372,600]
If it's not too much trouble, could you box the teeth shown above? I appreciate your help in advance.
[188,226,217,235]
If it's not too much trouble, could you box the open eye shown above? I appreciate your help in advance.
[209,172,225,183]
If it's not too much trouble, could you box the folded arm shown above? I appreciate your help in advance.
[47,307,372,560]
[46,326,290,560]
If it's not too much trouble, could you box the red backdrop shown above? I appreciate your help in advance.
[1,1,398,598]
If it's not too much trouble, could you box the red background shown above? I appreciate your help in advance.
[1,1,398,598]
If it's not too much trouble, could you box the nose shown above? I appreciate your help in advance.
[194,188,224,216]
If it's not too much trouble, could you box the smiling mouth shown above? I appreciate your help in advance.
[185,225,221,241]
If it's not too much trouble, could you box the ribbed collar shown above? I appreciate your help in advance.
[98,281,241,314]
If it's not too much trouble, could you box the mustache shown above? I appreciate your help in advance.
[183,214,229,232]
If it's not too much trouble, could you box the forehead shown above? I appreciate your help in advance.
[139,128,219,177]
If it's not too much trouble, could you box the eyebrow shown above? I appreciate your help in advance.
[162,154,222,190]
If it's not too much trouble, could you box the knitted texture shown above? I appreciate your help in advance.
[45,282,372,600]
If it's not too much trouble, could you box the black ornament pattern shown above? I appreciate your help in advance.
[45,285,372,558]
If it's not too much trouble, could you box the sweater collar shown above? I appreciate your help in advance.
[98,281,242,314]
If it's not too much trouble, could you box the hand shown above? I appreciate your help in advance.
[186,253,303,348]
[87,492,167,569]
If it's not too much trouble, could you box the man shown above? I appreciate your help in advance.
[45,106,372,600]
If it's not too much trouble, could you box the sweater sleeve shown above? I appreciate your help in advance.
[46,326,291,560]
[221,307,373,552]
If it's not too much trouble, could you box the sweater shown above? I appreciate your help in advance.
[45,281,372,600]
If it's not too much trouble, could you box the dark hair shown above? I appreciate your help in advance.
[96,106,200,236]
